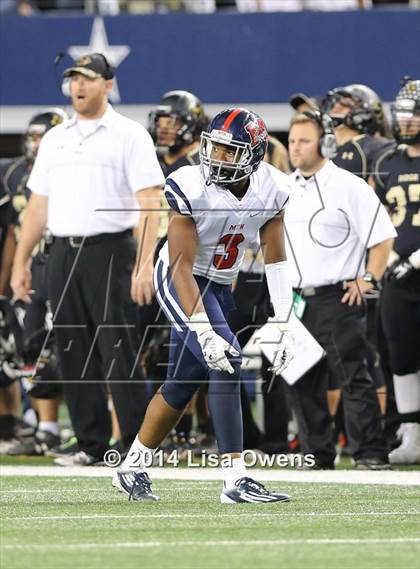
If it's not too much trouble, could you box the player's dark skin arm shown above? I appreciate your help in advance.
[167,210,206,317]
[259,210,287,264]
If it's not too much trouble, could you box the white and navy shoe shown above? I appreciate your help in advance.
[112,470,160,502]
[221,477,291,504]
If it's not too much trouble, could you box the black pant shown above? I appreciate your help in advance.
[288,289,388,465]
[47,233,147,458]
[228,271,290,451]
[381,271,420,375]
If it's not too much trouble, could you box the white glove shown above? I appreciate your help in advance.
[266,318,295,375]
[188,312,240,374]
[409,248,420,270]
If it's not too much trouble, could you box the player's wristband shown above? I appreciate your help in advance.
[387,250,400,267]
[265,261,294,324]
[187,312,213,337]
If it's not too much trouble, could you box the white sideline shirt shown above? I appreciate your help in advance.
[286,160,397,288]
[28,105,165,237]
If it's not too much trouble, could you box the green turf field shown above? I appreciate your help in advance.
[1,475,419,569]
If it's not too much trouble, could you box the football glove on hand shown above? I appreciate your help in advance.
[387,248,420,281]
[188,312,240,374]
[265,318,295,375]
[388,258,414,281]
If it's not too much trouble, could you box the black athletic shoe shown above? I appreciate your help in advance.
[221,477,291,504]
[34,430,61,455]
[7,429,61,456]
[112,470,160,502]
[354,457,392,470]
[45,436,78,457]
[54,450,102,466]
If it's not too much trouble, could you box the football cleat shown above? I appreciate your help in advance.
[7,429,60,456]
[221,477,291,504]
[46,436,78,457]
[112,470,160,502]
[54,450,102,466]
[389,423,420,465]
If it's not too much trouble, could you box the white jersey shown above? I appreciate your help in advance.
[160,163,290,285]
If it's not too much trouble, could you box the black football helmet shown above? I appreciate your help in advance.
[199,107,268,186]
[323,84,385,135]
[24,108,68,161]
[391,77,420,145]
[148,90,207,154]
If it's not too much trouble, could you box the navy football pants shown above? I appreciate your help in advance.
[154,257,243,454]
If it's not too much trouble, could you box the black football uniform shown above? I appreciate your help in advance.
[1,155,61,398]
[0,158,27,291]
[158,147,200,179]
[334,135,395,392]
[374,145,420,376]
[333,134,393,181]
[2,157,31,234]
[1,156,28,244]
[374,145,420,258]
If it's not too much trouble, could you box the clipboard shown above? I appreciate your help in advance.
[258,318,325,385]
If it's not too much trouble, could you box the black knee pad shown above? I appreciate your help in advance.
[27,379,62,399]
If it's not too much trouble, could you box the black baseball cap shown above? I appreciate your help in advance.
[289,93,320,111]
[63,53,114,80]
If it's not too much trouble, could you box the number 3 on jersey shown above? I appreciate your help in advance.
[213,234,245,270]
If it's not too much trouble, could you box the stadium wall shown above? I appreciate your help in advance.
[0,9,419,133]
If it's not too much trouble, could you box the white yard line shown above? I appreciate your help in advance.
[1,466,419,486]
[3,512,420,521]
[2,538,419,550]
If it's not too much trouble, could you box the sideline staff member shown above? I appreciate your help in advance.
[286,111,396,469]
[11,53,165,465]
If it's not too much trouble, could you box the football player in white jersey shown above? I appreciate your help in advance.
[113,108,295,503]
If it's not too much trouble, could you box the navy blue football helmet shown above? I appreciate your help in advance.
[391,77,420,145]
[199,108,268,186]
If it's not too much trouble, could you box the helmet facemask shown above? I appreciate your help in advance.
[325,92,358,128]
[324,86,383,135]
[150,110,192,154]
[23,109,67,162]
[391,98,420,145]
[199,130,254,186]
[148,91,206,156]
[24,124,48,162]
[148,110,191,154]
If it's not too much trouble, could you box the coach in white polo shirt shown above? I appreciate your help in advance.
[285,111,396,470]
[11,53,165,465]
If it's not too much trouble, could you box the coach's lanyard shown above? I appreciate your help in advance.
[293,292,307,320]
